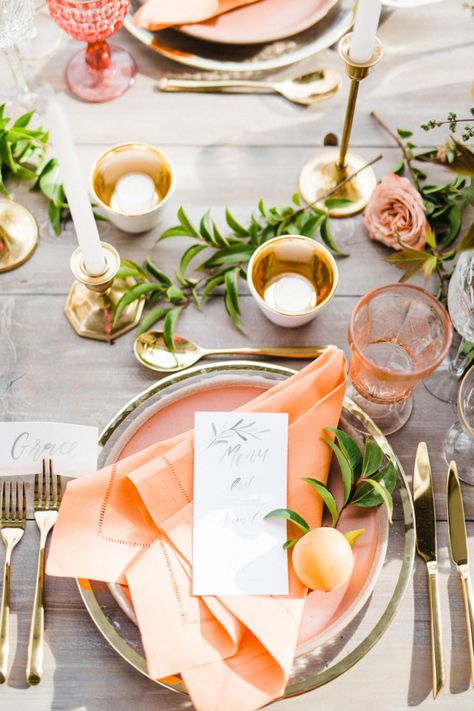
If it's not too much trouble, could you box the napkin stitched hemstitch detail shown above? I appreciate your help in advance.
[98,463,151,547]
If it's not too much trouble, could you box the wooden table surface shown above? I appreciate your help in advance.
[1,1,474,709]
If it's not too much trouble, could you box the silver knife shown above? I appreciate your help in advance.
[446,460,474,686]
[413,441,445,698]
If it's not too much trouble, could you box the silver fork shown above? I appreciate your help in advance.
[26,459,62,686]
[0,480,26,683]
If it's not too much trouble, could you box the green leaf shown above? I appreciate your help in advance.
[178,244,207,281]
[177,206,200,238]
[283,539,298,550]
[353,461,397,508]
[38,160,67,207]
[393,160,405,176]
[325,427,362,480]
[299,213,325,237]
[397,128,413,139]
[323,437,352,506]
[301,478,338,525]
[457,222,474,252]
[113,283,162,325]
[166,285,186,303]
[159,225,191,239]
[292,191,301,206]
[163,306,183,353]
[200,271,228,303]
[320,218,349,256]
[324,197,353,210]
[353,477,393,522]
[146,258,172,286]
[13,110,34,128]
[225,207,249,236]
[264,508,310,534]
[48,201,62,236]
[361,439,383,478]
[119,258,147,280]
[224,268,244,331]
[200,244,254,269]
[136,306,170,335]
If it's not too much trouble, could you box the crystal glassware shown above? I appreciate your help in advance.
[424,249,474,403]
[348,284,452,435]
[45,0,136,103]
[19,2,63,61]
[444,363,474,485]
[0,0,35,104]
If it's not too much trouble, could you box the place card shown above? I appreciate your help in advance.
[193,411,289,596]
[0,422,98,477]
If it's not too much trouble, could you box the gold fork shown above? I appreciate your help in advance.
[26,459,62,686]
[0,480,27,683]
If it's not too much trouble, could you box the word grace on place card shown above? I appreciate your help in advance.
[0,422,98,476]
[193,411,289,596]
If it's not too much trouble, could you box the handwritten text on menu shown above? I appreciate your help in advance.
[193,411,289,596]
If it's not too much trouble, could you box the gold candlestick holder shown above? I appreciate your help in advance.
[0,200,39,273]
[64,242,144,341]
[299,33,383,218]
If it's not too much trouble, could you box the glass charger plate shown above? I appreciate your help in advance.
[123,0,354,73]
[78,360,415,701]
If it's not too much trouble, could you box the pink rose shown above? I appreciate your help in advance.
[364,173,427,251]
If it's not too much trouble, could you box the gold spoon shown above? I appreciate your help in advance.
[158,69,341,107]
[134,331,333,373]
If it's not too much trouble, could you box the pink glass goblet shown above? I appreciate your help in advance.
[348,284,452,435]
[46,0,136,102]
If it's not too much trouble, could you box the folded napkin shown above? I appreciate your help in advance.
[133,0,261,31]
[47,349,346,711]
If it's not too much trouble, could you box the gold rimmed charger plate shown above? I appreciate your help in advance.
[78,360,415,700]
[124,0,354,73]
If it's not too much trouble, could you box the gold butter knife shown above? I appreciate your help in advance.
[446,460,474,686]
[413,442,445,698]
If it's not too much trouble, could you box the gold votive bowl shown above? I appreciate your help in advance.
[247,235,338,328]
[90,143,176,234]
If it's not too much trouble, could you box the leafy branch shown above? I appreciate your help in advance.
[265,428,396,549]
[370,110,474,293]
[0,104,69,235]
[114,155,384,340]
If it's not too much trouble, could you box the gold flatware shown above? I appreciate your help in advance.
[26,460,62,686]
[134,331,333,373]
[0,480,26,683]
[446,460,474,686]
[158,70,342,107]
[413,442,445,698]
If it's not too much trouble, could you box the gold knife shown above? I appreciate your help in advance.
[446,460,474,686]
[413,442,445,697]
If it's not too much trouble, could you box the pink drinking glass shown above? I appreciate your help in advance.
[348,284,452,434]
[46,0,136,102]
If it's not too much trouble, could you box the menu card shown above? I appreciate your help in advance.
[0,422,98,477]
[193,411,289,596]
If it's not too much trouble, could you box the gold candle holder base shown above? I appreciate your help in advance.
[65,242,144,341]
[299,148,377,218]
[299,34,383,219]
[0,200,39,273]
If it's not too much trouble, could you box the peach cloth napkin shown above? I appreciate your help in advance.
[133,0,261,30]
[47,348,346,711]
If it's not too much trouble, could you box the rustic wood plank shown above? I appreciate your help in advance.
[0,1,473,708]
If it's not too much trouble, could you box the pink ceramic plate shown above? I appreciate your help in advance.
[105,370,388,655]
[177,0,340,46]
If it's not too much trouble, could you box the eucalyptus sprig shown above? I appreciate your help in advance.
[114,192,353,341]
[370,110,474,293]
[0,104,68,234]
[265,428,396,549]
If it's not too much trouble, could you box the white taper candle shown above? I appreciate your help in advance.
[349,0,382,64]
[45,100,106,276]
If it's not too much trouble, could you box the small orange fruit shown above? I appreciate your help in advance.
[292,526,354,592]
